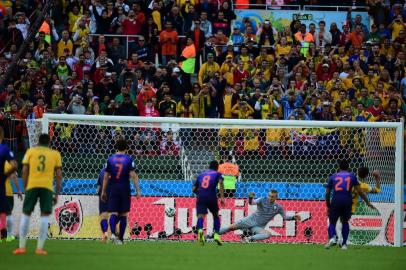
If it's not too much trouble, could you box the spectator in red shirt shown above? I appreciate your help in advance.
[339,24,351,46]
[233,61,249,84]
[316,62,335,82]
[160,130,180,156]
[127,52,144,70]
[132,2,146,25]
[212,11,231,37]
[73,54,90,81]
[121,10,142,51]
[139,99,160,117]
[33,97,46,119]
[367,97,384,121]
[137,85,157,114]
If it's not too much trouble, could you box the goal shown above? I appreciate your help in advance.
[17,114,404,246]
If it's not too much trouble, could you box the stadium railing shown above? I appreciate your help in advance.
[232,4,367,11]
[88,33,188,65]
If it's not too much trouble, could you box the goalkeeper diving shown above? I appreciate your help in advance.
[219,190,300,242]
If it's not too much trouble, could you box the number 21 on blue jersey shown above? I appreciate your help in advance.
[334,176,351,191]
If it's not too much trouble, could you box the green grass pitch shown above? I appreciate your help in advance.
[1,240,405,270]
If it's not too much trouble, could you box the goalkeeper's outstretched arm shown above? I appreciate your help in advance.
[279,207,301,221]
[355,185,376,210]
[248,192,260,205]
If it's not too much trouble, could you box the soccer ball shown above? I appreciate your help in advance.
[165,207,176,217]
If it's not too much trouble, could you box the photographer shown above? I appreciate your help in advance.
[339,106,355,121]
[67,95,86,115]
[254,91,281,120]
[249,88,264,119]
[105,99,119,115]
[388,14,406,40]
[51,99,67,114]
[314,102,335,121]
[197,83,217,118]
[117,94,138,116]
[231,99,254,119]
[288,107,310,120]
[280,89,303,120]
[94,50,114,69]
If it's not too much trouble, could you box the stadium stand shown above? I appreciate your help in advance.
[0,0,404,166]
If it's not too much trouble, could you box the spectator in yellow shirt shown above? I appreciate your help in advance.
[335,90,351,111]
[389,15,406,40]
[198,53,220,86]
[254,47,274,68]
[72,17,90,46]
[231,100,254,119]
[326,72,345,92]
[274,37,291,57]
[351,76,364,97]
[176,93,194,118]
[151,2,162,31]
[218,128,239,158]
[265,112,288,156]
[68,5,82,33]
[242,128,260,156]
[363,69,378,93]
[220,55,236,85]
[57,30,74,58]
[219,86,239,119]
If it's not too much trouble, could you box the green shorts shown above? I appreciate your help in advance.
[23,188,53,214]
[6,196,14,214]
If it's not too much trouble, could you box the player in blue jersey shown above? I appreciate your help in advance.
[192,160,225,246]
[97,166,109,243]
[325,160,375,250]
[101,139,141,245]
[0,127,17,236]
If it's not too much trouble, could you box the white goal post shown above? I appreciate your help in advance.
[23,114,404,246]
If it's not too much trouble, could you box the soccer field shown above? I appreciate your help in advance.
[1,240,405,270]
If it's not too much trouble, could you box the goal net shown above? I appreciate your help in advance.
[16,115,404,246]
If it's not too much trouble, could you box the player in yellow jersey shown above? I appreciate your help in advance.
[1,161,22,242]
[351,168,381,214]
[336,167,380,246]
[13,134,62,256]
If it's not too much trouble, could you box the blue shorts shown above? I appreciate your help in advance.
[99,197,109,214]
[108,189,131,213]
[329,202,352,223]
[196,197,219,215]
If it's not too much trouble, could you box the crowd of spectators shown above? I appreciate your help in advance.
[0,0,405,157]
